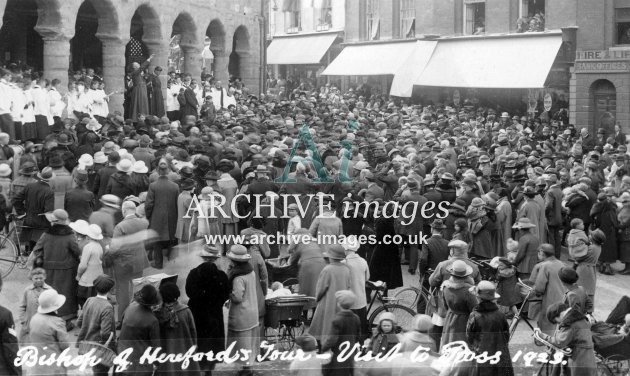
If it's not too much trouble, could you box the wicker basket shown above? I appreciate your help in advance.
[264,296,314,328]
[77,332,116,368]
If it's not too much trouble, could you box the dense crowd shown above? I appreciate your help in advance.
[0,58,628,376]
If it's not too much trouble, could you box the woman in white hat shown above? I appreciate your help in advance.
[34,209,81,329]
[225,244,259,373]
[28,289,71,375]
[71,221,104,308]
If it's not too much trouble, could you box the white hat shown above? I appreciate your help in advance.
[93,151,107,164]
[69,219,90,236]
[342,235,360,252]
[0,163,11,177]
[78,154,94,167]
[133,161,148,174]
[85,224,104,240]
[38,289,66,314]
[116,159,133,173]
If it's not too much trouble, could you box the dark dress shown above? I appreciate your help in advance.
[321,310,362,376]
[129,61,150,122]
[147,73,165,117]
[369,217,403,290]
[117,301,160,376]
[178,86,198,120]
[185,261,230,367]
[590,200,619,263]
[466,300,514,376]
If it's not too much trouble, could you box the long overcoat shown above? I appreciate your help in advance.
[145,175,179,242]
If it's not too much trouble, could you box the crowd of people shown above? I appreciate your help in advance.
[0,57,628,376]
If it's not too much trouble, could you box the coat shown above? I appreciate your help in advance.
[106,171,136,201]
[228,270,259,331]
[28,313,70,376]
[466,300,514,376]
[308,263,352,342]
[175,190,193,242]
[18,283,52,344]
[513,231,540,276]
[289,242,327,310]
[35,225,81,320]
[76,296,116,351]
[618,203,630,262]
[440,278,477,348]
[93,165,117,199]
[545,184,564,227]
[320,310,361,376]
[589,200,618,263]
[64,187,95,221]
[146,175,180,241]
[117,302,161,376]
[531,257,565,335]
[156,302,201,375]
[495,198,512,256]
[249,250,268,318]
[369,217,403,289]
[177,87,198,120]
[576,244,600,298]
[13,179,54,242]
[129,61,150,122]
[543,309,597,376]
[50,167,73,210]
[185,261,230,356]
[216,174,239,224]
[398,190,427,236]
[419,234,449,276]
[109,215,151,275]
[517,199,543,239]
[0,305,19,376]
[147,73,165,117]
[469,216,495,258]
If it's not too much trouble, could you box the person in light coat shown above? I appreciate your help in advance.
[342,235,370,340]
[530,243,565,336]
[70,221,104,308]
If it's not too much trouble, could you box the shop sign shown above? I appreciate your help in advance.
[574,60,630,73]
[543,93,552,112]
[576,50,630,60]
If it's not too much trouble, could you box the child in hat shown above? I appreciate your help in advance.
[399,314,436,353]
[321,290,361,376]
[367,311,400,356]
[290,334,330,376]
[567,218,590,263]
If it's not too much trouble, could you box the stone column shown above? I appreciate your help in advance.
[181,44,202,80]
[237,51,259,94]
[99,36,128,115]
[212,50,230,84]
[42,36,71,93]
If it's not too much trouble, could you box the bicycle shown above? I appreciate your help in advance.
[366,280,416,334]
[0,213,30,278]
[393,268,434,314]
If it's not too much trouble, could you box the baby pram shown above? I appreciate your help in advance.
[591,296,630,375]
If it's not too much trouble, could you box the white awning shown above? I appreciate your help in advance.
[321,41,420,76]
[390,40,437,97]
[267,33,338,65]
[415,33,563,88]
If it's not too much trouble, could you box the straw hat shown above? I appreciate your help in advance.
[116,159,133,173]
[0,163,11,177]
[69,219,90,236]
[37,167,55,183]
[37,289,66,314]
[44,209,69,225]
[447,260,473,277]
[133,160,149,174]
[85,224,104,241]
[227,244,251,261]
[470,280,500,301]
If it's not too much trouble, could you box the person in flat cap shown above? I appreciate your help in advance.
[185,243,230,374]
[319,290,361,376]
[467,280,514,375]
[76,274,116,375]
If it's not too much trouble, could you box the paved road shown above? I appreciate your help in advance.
[1,251,626,376]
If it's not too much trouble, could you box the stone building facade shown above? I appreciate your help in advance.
[0,0,262,112]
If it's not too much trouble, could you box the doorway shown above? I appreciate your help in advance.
[590,79,617,135]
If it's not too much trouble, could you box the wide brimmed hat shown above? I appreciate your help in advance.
[255,164,269,174]
[323,244,346,260]
[93,151,107,164]
[86,119,102,132]
[37,289,66,314]
[116,159,133,173]
[513,217,536,229]
[0,163,11,177]
[85,224,104,240]
[447,260,473,277]
[100,194,121,209]
[469,280,500,301]
[180,178,196,191]
[69,219,90,236]
[217,159,234,170]
[19,162,38,175]
[45,209,69,225]
[135,284,161,307]
[449,199,466,212]
[227,244,251,261]
[55,133,73,146]
[132,161,148,174]
[200,244,221,259]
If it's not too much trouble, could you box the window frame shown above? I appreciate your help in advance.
[366,0,380,41]
[616,7,630,45]
[400,0,416,39]
[463,0,485,35]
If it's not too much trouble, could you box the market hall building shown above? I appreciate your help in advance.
[266,0,630,134]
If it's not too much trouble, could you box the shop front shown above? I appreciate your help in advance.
[572,49,630,134]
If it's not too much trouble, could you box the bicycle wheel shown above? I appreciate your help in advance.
[393,287,419,309]
[596,361,613,376]
[368,304,416,333]
[0,235,17,279]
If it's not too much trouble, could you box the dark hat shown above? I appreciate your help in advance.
[430,219,447,229]
[558,267,579,284]
[217,159,234,171]
[19,161,38,175]
[74,169,89,184]
[179,166,193,180]
[158,282,180,303]
[204,171,221,180]
[522,186,537,197]
[93,274,115,293]
[450,198,467,212]
[469,280,500,301]
[180,178,196,191]
[37,167,55,182]
[48,155,64,168]
[108,151,121,164]
[323,244,346,260]
[55,133,73,146]
[135,284,161,307]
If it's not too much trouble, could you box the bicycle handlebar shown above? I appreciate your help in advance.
[533,330,572,356]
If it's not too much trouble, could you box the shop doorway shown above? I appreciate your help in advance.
[590,79,616,135]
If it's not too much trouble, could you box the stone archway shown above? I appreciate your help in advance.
[229,25,250,82]
[171,12,198,77]
[206,18,226,81]
[589,79,617,136]
[127,4,161,68]
[70,0,119,73]
[0,0,46,70]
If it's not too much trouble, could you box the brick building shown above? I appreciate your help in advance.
[331,0,630,134]
[0,0,262,112]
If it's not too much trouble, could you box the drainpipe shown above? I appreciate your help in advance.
[260,0,267,96]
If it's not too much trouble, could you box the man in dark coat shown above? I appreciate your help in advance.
[105,159,136,201]
[321,290,361,376]
[64,170,95,221]
[185,245,230,375]
[177,76,198,121]
[107,201,151,324]
[544,174,564,257]
[145,159,179,269]
[398,179,427,274]
[13,167,54,249]
[146,66,165,117]
[93,152,120,200]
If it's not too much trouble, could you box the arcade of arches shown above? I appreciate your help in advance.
[0,0,261,111]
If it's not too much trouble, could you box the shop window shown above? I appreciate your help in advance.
[464,0,485,35]
[616,8,630,44]
[517,0,545,32]
[284,0,301,33]
[400,0,416,38]
[367,0,380,40]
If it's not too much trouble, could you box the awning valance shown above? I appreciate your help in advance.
[321,41,421,76]
[267,34,338,65]
[415,33,563,88]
